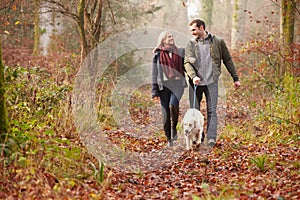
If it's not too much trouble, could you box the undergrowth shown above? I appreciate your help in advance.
[0,65,102,198]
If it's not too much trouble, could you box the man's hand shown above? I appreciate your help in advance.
[234,81,241,89]
[193,77,201,85]
[153,96,159,101]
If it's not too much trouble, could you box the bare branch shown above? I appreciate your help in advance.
[41,0,79,21]
[107,0,116,25]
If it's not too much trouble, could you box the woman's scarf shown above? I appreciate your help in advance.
[159,45,184,79]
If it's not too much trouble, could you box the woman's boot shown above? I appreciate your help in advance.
[171,105,179,141]
[162,110,172,146]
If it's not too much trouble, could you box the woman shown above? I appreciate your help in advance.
[152,31,186,147]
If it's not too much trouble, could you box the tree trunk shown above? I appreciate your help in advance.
[280,0,296,75]
[78,0,88,61]
[0,36,9,140]
[294,1,300,44]
[33,0,40,55]
[225,0,233,31]
[231,0,248,49]
[77,0,104,60]
[91,0,104,48]
[281,0,296,45]
[293,0,300,68]
[201,0,214,30]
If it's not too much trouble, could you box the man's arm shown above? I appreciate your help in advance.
[220,39,239,82]
[184,41,200,84]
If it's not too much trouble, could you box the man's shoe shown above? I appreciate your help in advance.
[167,140,174,147]
[172,132,178,141]
[208,138,216,147]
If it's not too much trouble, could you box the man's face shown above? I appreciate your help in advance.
[189,23,204,39]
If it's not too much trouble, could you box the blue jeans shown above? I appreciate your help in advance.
[158,80,184,141]
[189,81,218,140]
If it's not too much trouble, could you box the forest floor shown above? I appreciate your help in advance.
[97,87,300,200]
[2,86,299,200]
[1,49,299,199]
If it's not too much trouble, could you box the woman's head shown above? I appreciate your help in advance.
[156,31,175,48]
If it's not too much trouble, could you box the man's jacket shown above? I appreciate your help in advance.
[184,33,239,84]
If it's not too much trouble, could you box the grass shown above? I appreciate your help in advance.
[250,154,268,172]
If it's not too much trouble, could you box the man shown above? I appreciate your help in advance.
[184,19,241,147]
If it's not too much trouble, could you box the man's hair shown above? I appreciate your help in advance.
[189,19,206,30]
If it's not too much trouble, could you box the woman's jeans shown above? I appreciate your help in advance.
[189,81,218,141]
[158,80,184,141]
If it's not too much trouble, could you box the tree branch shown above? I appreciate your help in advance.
[107,0,116,24]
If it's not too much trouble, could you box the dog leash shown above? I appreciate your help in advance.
[193,84,198,109]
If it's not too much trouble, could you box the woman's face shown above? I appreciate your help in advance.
[164,34,175,45]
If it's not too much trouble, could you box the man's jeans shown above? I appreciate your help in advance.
[189,81,218,140]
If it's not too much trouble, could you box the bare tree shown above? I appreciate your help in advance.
[201,0,214,30]
[231,0,248,49]
[280,0,298,74]
[294,0,300,44]
[225,0,233,33]
[281,0,296,45]
[38,0,160,61]
[294,0,300,69]
[33,0,40,55]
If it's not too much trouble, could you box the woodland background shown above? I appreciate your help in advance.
[0,0,299,199]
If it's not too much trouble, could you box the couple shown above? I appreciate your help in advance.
[152,19,241,148]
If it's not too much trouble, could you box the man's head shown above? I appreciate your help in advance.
[189,19,206,30]
[189,19,206,39]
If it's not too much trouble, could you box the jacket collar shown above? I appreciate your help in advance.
[195,32,213,43]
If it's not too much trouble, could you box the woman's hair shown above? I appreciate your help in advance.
[153,31,172,52]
